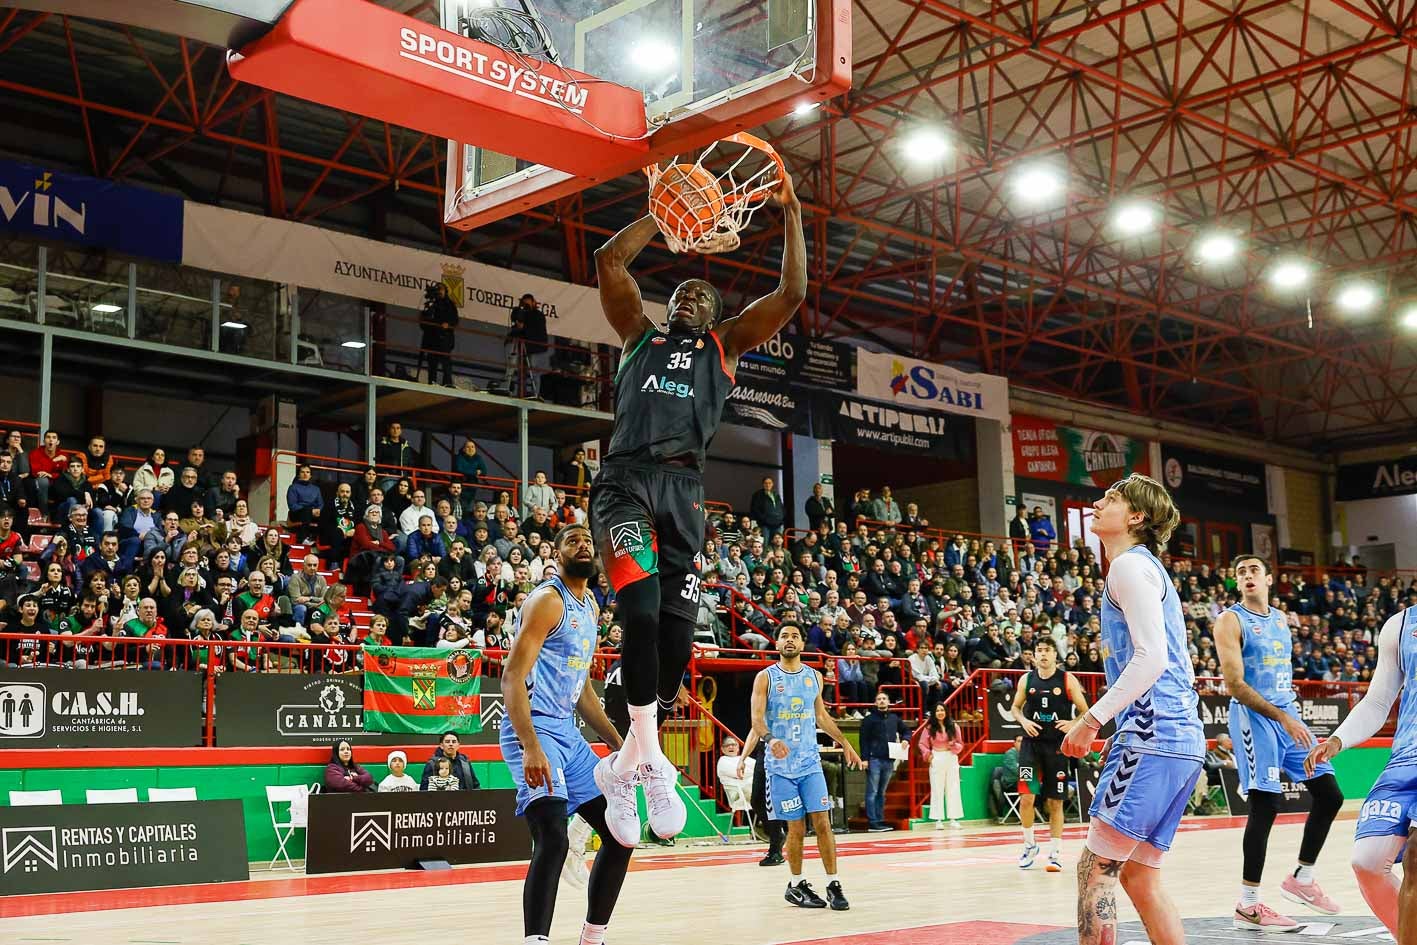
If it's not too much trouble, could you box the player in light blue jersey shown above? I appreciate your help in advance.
[747,622,863,911]
[1307,604,1417,943]
[1215,553,1343,929]
[1061,474,1204,945]
[501,525,633,945]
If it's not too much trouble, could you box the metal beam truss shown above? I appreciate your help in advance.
[3,0,1417,447]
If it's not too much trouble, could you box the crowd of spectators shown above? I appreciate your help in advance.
[0,424,1406,726]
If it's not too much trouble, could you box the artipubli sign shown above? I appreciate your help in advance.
[0,669,202,747]
[0,799,248,895]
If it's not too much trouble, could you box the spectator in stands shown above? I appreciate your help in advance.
[223,500,258,548]
[559,447,592,491]
[348,504,398,590]
[406,514,446,566]
[506,292,548,398]
[872,486,902,525]
[185,446,213,492]
[94,466,131,523]
[1008,506,1031,552]
[0,452,24,523]
[397,488,432,542]
[1028,506,1055,552]
[167,467,206,523]
[324,740,375,793]
[189,608,226,674]
[804,483,835,531]
[79,531,121,586]
[379,750,419,792]
[285,464,323,542]
[523,470,555,517]
[209,471,241,519]
[308,583,355,672]
[860,690,911,831]
[117,489,160,565]
[426,756,460,791]
[3,595,48,666]
[49,457,91,522]
[453,439,487,492]
[252,527,289,575]
[351,467,379,511]
[749,477,785,542]
[319,481,357,564]
[133,449,174,507]
[27,429,68,515]
[120,597,167,670]
[284,555,326,629]
[3,429,30,475]
[166,566,208,631]
[236,570,276,623]
[376,422,416,484]
[60,504,97,559]
[909,641,944,710]
[835,642,868,717]
[420,731,481,790]
[439,538,477,585]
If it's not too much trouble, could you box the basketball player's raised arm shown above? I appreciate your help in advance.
[594,215,659,347]
[1214,610,1291,726]
[501,588,560,788]
[1309,612,1404,775]
[1066,554,1166,756]
[719,177,806,361]
[813,671,863,768]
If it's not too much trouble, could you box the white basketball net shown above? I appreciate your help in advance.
[645,135,783,254]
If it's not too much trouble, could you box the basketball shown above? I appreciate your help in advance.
[649,163,726,241]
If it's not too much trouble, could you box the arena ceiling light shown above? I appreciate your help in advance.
[90,303,123,313]
[220,319,249,329]
[793,101,821,117]
[1194,232,1239,264]
[1267,258,1312,291]
[341,340,367,349]
[629,38,678,75]
[1010,163,1065,205]
[1111,201,1158,236]
[1402,306,1417,330]
[901,127,950,163]
[1334,281,1379,315]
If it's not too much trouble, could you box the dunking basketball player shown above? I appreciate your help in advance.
[500,525,634,945]
[1012,635,1090,872]
[1307,602,1417,943]
[1061,475,1206,945]
[590,172,805,846]
[1215,553,1342,930]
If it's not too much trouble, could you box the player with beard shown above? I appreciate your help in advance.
[744,621,863,910]
[501,525,633,945]
[590,173,806,845]
[1012,635,1090,872]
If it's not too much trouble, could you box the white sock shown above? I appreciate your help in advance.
[1049,837,1061,855]
[1023,826,1035,845]
[790,867,802,883]
[580,922,608,945]
[525,937,549,945]
[613,703,660,777]
[825,873,839,885]
[611,729,640,778]
[1239,885,1260,908]
[1294,863,1315,885]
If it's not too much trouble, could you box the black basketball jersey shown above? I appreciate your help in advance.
[606,327,736,470]
[1021,668,1073,744]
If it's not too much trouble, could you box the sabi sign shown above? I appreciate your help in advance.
[855,349,1009,422]
[0,800,248,895]
[0,669,202,747]
[1012,415,1150,488]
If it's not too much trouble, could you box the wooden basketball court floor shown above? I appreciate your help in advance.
[0,813,1395,944]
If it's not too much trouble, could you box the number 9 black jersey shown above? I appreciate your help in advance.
[605,327,737,471]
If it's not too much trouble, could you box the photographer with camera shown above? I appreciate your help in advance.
[420,282,459,387]
[505,292,548,398]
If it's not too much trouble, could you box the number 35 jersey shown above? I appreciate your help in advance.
[606,327,736,471]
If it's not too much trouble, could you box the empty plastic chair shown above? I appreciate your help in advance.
[9,790,62,806]
[147,787,198,802]
[85,788,139,804]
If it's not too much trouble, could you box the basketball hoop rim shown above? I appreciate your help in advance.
[642,132,784,203]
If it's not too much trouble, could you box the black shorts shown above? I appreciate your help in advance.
[1019,738,1070,800]
[590,460,705,621]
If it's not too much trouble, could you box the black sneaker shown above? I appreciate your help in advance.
[759,851,785,866]
[785,880,827,908]
[867,824,892,833]
[825,881,850,911]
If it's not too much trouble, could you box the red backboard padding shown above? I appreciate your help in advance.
[227,0,649,177]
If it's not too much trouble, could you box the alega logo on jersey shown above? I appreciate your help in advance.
[640,375,695,398]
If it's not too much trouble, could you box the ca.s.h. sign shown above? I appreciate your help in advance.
[856,349,1009,422]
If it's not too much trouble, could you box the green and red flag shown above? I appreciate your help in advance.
[362,646,484,734]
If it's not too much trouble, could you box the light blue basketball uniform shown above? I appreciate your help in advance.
[763,663,831,821]
[1089,546,1206,852]
[500,576,602,816]
[1227,602,1332,796]
[1355,606,1417,841]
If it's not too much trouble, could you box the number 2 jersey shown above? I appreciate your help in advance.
[606,327,736,471]
[764,662,822,778]
[1228,602,1295,708]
